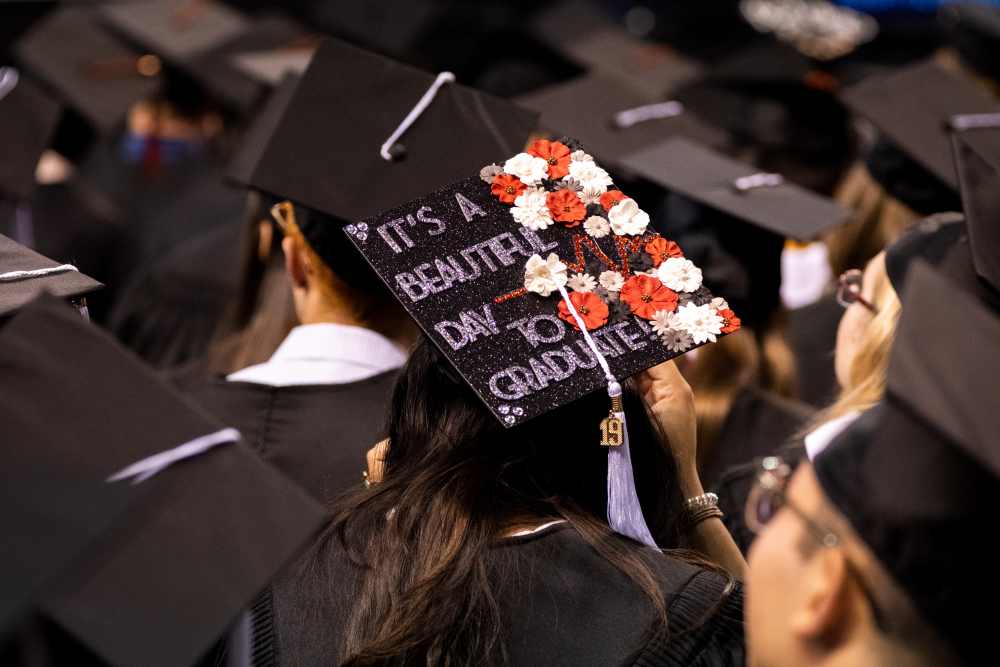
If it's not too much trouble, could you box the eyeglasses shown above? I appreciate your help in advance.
[745,456,839,548]
[836,269,877,313]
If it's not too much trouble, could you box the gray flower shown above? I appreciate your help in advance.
[585,203,608,219]
[628,251,654,273]
[593,285,619,304]
[586,260,608,279]
[560,177,584,192]
[608,300,631,324]
[559,136,584,152]
[480,164,503,183]
[690,285,713,306]
[662,328,694,353]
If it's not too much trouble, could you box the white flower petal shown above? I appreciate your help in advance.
[657,257,703,293]
[567,272,597,293]
[504,153,549,185]
[524,253,568,297]
[570,150,593,163]
[710,296,729,311]
[599,270,625,292]
[511,190,553,230]
[583,215,611,238]
[607,198,650,236]
[671,303,724,345]
[579,185,606,205]
[568,160,614,189]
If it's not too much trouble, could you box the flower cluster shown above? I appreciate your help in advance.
[490,139,737,345]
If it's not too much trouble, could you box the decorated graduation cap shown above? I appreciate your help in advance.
[0,233,101,318]
[840,59,1000,195]
[813,261,1000,666]
[346,137,739,545]
[516,74,729,170]
[226,36,538,290]
[0,293,324,666]
[0,67,61,202]
[13,5,163,137]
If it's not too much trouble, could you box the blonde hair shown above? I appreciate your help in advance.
[812,254,900,428]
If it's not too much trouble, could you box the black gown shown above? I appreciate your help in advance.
[255,523,745,666]
[190,370,398,503]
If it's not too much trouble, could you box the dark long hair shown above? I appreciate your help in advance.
[320,340,696,666]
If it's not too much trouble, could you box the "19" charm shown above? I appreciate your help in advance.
[600,413,624,447]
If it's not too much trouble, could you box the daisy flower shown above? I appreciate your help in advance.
[511,190,553,230]
[671,302,724,344]
[568,160,614,190]
[584,216,611,238]
[599,270,625,292]
[657,257,703,293]
[567,272,597,293]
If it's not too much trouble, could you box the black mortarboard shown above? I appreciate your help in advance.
[224,72,300,188]
[229,36,315,87]
[950,124,1000,296]
[311,0,438,56]
[0,68,61,202]
[0,293,324,666]
[0,233,101,318]
[840,58,1000,192]
[940,1,1000,81]
[619,136,850,240]
[345,138,738,427]
[814,261,1000,666]
[13,5,163,136]
[516,74,729,171]
[231,37,538,286]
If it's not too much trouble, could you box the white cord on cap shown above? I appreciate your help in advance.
[614,101,684,129]
[951,113,1000,131]
[380,71,456,161]
[107,427,241,484]
[0,264,79,282]
[734,172,784,191]
[0,66,18,103]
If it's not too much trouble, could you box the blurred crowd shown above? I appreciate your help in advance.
[2,0,1000,666]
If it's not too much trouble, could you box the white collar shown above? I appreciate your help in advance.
[805,410,862,460]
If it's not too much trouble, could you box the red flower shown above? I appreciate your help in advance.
[558,291,609,331]
[645,238,683,267]
[620,274,678,320]
[719,309,741,333]
[491,173,526,204]
[546,189,586,226]
[528,140,572,179]
[600,190,631,211]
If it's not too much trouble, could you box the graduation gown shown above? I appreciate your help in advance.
[789,294,843,409]
[190,370,398,503]
[255,522,745,666]
[702,386,815,489]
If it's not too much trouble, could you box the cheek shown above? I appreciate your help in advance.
[746,521,800,661]
[834,307,864,387]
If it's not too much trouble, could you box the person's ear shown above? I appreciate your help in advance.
[283,236,308,290]
[789,548,851,642]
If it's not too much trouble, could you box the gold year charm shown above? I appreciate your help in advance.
[600,413,624,447]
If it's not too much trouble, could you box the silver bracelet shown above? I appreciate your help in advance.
[685,492,719,511]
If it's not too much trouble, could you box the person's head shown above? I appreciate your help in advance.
[833,251,900,396]
[319,340,696,665]
[745,459,957,667]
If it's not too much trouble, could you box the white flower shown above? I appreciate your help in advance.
[657,257,703,293]
[511,190,552,230]
[524,253,568,297]
[579,184,606,205]
[608,198,650,236]
[570,150,593,163]
[567,272,596,293]
[599,270,625,292]
[583,215,611,238]
[710,296,729,311]
[504,152,548,185]
[662,328,694,353]
[568,160,614,189]
[651,310,677,336]
[671,302,724,344]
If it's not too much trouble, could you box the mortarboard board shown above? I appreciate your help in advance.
[516,74,729,171]
[13,5,163,137]
[311,0,439,56]
[345,137,739,545]
[840,58,1000,192]
[0,68,61,202]
[0,292,324,666]
[229,36,538,288]
[0,233,101,318]
[229,36,315,87]
[950,123,1000,297]
[814,261,1000,666]
[224,72,301,188]
[619,136,850,241]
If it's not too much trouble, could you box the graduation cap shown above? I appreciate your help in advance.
[345,137,740,545]
[840,58,1000,193]
[515,74,729,170]
[0,68,61,202]
[229,34,315,87]
[813,261,1000,666]
[13,5,164,137]
[101,0,299,114]
[940,1,1000,80]
[0,293,324,666]
[950,123,1000,297]
[311,0,438,56]
[618,136,849,324]
[228,36,538,288]
[0,233,102,318]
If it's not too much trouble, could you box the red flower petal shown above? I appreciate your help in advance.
[644,237,683,267]
[620,274,678,320]
[719,309,741,333]
[529,140,572,179]
[491,173,526,204]
[600,190,631,212]
[546,189,587,224]
[559,291,609,330]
